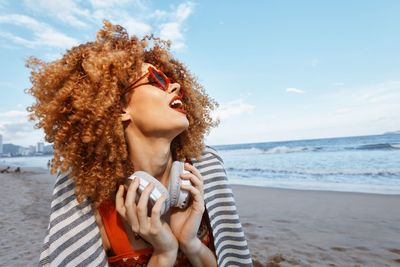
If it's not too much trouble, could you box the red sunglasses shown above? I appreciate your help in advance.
[126,66,182,96]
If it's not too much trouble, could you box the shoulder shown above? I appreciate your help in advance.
[196,145,224,165]
[192,146,228,184]
[51,169,74,200]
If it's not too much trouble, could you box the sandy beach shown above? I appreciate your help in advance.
[1,166,399,267]
[232,185,400,267]
[0,166,54,266]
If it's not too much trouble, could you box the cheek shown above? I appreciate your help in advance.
[130,94,167,124]
[132,99,159,119]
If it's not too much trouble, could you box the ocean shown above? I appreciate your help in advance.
[1,134,399,194]
[214,133,400,194]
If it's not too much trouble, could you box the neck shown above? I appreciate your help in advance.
[125,129,174,187]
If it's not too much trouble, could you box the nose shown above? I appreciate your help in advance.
[168,82,183,96]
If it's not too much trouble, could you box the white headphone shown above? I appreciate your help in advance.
[127,161,191,216]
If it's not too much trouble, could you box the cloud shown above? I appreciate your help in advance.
[282,81,400,138]
[0,14,79,49]
[89,0,153,36]
[281,82,400,134]
[0,1,195,51]
[286,87,305,94]
[0,31,36,48]
[1,121,33,135]
[88,0,194,48]
[176,2,194,22]
[0,110,43,146]
[159,22,184,48]
[0,110,29,122]
[159,2,195,50]
[150,10,169,20]
[206,80,400,145]
[89,0,145,9]
[118,16,152,36]
[23,0,91,28]
[212,99,254,121]
[328,80,400,106]
[90,1,195,50]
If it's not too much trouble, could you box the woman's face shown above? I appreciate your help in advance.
[122,63,189,139]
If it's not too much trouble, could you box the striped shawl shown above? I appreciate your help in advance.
[39,146,253,266]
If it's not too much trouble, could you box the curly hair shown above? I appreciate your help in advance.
[26,20,219,206]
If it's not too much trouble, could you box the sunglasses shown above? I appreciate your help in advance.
[126,66,182,96]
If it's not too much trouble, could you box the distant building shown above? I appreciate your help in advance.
[29,145,36,154]
[3,144,20,156]
[19,146,31,156]
[0,134,3,154]
[44,144,54,154]
[37,142,44,153]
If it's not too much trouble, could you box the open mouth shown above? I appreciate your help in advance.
[169,97,186,114]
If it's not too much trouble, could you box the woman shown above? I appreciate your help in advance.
[28,21,252,267]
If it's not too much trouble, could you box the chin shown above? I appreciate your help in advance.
[172,119,189,137]
[174,112,189,128]
[177,121,189,133]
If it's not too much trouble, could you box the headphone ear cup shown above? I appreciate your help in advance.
[168,161,181,208]
[128,171,170,216]
[168,161,191,209]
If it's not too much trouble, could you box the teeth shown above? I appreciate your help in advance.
[170,99,182,108]
[171,99,182,105]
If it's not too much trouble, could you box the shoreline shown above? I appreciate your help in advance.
[232,183,400,197]
[1,168,400,266]
[2,163,399,196]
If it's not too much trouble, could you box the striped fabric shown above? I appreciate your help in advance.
[39,146,253,267]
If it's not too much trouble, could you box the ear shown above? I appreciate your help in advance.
[121,108,132,122]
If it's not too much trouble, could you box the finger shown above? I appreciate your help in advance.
[150,194,167,229]
[181,184,205,215]
[184,163,203,182]
[181,172,202,190]
[137,182,154,226]
[115,185,127,218]
[181,184,204,204]
[125,177,140,207]
[124,177,140,231]
[184,163,204,195]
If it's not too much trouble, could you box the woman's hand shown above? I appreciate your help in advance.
[169,163,205,252]
[115,178,178,258]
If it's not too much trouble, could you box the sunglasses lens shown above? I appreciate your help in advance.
[151,69,168,90]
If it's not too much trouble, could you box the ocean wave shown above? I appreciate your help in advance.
[219,147,265,156]
[354,143,400,151]
[260,146,324,154]
[226,167,400,178]
[219,142,400,155]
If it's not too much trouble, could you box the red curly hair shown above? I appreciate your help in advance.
[27,21,218,206]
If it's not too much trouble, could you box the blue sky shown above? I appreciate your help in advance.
[1,0,400,146]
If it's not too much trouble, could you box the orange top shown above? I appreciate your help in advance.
[98,201,214,267]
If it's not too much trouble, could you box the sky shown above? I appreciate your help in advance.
[0,0,400,147]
